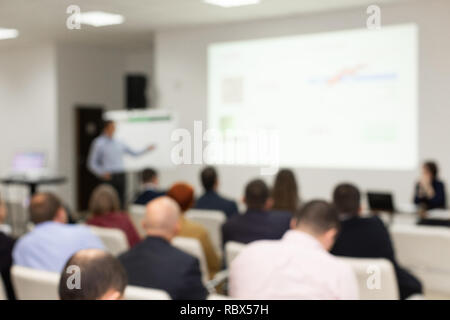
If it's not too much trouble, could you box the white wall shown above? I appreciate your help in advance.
[56,45,125,208]
[56,45,153,208]
[154,0,450,204]
[0,45,58,200]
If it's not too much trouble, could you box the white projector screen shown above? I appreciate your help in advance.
[207,24,418,170]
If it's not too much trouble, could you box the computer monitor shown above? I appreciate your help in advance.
[11,152,46,174]
[367,192,396,213]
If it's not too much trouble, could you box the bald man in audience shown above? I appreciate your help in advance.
[13,192,104,272]
[118,196,207,300]
[59,249,127,300]
[230,200,358,299]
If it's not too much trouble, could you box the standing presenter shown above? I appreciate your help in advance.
[88,120,155,207]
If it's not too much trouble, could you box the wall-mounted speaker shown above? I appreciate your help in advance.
[126,74,148,109]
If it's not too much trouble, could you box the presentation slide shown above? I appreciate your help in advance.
[208,24,418,170]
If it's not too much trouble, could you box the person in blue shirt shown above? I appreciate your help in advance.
[13,192,104,272]
[134,168,165,205]
[88,120,155,207]
[194,166,238,219]
[414,161,447,210]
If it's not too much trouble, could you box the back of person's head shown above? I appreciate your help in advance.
[166,182,194,212]
[88,184,121,216]
[29,192,66,225]
[244,179,271,211]
[272,168,300,213]
[143,196,181,240]
[292,200,340,250]
[423,161,439,180]
[142,168,158,184]
[59,249,127,300]
[200,166,218,192]
[333,183,361,217]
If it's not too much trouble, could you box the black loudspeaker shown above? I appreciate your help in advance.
[126,74,148,109]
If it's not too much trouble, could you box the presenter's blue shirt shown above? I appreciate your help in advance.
[12,222,104,272]
[88,135,147,176]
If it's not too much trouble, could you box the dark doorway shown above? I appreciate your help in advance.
[75,106,104,211]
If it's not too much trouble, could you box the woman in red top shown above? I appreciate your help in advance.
[86,184,141,247]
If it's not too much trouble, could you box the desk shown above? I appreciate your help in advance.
[0,176,66,235]
[0,176,66,196]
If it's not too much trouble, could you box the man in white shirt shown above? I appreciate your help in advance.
[229,200,359,300]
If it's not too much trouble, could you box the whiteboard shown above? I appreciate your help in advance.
[104,109,177,171]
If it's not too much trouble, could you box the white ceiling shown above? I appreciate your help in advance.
[0,0,410,48]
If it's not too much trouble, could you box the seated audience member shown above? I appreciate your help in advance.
[167,182,220,278]
[87,184,141,247]
[331,183,423,299]
[195,166,238,218]
[59,249,127,300]
[271,168,300,214]
[119,197,207,300]
[0,195,16,300]
[414,161,446,210]
[222,179,291,246]
[230,200,358,299]
[13,192,104,272]
[134,168,165,205]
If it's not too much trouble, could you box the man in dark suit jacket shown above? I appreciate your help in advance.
[0,197,16,300]
[134,168,165,205]
[330,183,423,300]
[195,166,238,219]
[222,179,291,246]
[119,196,207,300]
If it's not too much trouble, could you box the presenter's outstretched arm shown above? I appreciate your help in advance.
[123,144,156,157]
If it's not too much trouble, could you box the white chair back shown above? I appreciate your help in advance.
[225,241,246,267]
[391,224,450,294]
[11,265,60,300]
[129,204,147,238]
[172,236,209,284]
[0,277,6,300]
[338,257,399,300]
[88,226,129,256]
[124,285,171,300]
[186,209,226,256]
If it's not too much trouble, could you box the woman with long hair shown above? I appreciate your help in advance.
[271,169,300,214]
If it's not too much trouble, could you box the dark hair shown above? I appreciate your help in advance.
[29,192,62,224]
[272,169,300,213]
[201,166,217,192]
[424,161,438,180]
[293,200,340,234]
[142,168,157,183]
[59,249,127,300]
[102,120,114,131]
[333,183,361,216]
[245,179,270,211]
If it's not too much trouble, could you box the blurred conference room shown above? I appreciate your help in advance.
[0,0,449,310]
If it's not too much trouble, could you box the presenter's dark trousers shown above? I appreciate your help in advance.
[109,173,126,209]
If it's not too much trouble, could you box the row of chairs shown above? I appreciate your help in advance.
[88,224,403,300]
[131,205,450,296]
[0,265,230,300]
[4,209,448,299]
[0,243,399,300]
